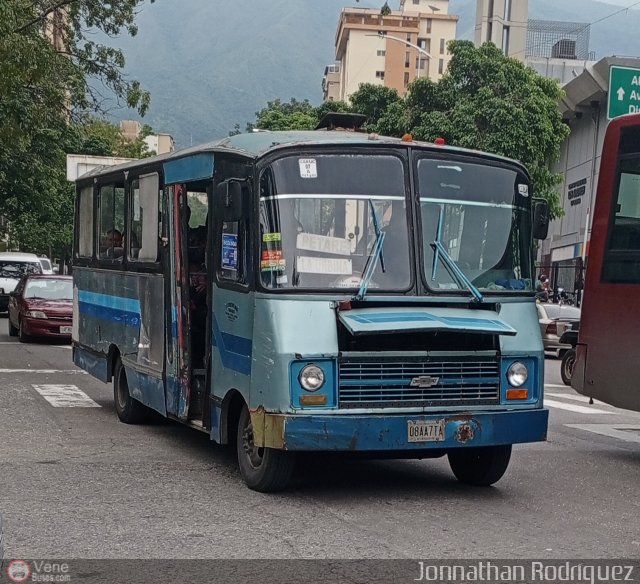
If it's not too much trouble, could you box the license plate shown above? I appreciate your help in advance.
[408,419,445,443]
[60,326,72,334]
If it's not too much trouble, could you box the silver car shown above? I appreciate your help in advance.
[537,303,581,357]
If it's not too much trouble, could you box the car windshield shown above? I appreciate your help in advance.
[0,261,41,279]
[24,279,73,300]
[542,305,581,319]
[259,154,411,291]
[39,259,52,271]
[417,158,534,293]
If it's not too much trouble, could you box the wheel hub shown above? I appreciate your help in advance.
[242,420,264,468]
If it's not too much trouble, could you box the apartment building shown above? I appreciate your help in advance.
[474,0,528,60]
[120,121,175,155]
[323,0,458,102]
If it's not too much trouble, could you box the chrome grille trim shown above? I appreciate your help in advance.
[338,355,500,408]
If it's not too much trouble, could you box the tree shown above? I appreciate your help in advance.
[350,42,570,217]
[77,118,154,158]
[349,84,401,131]
[253,98,319,131]
[0,0,154,254]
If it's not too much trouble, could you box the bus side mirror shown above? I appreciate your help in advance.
[533,199,550,240]
[215,180,243,222]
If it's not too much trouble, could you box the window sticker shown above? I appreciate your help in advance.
[296,233,351,256]
[276,275,288,284]
[518,184,529,197]
[261,259,287,272]
[297,256,352,275]
[263,233,282,242]
[221,233,238,271]
[262,250,283,261]
[298,159,318,179]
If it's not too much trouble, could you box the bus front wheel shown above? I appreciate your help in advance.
[561,349,576,386]
[113,357,147,424]
[448,445,512,486]
[236,405,295,493]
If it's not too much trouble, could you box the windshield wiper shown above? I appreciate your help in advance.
[431,208,483,303]
[354,200,386,301]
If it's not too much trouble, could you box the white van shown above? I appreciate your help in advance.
[38,257,54,274]
[0,252,43,312]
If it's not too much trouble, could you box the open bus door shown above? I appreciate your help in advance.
[165,184,192,420]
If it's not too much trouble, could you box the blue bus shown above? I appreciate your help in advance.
[72,120,550,492]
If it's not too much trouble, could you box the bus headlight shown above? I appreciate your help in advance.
[507,362,528,387]
[299,364,325,392]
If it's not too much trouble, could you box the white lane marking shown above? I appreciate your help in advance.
[33,384,100,408]
[545,383,572,389]
[544,399,612,415]
[0,369,86,374]
[566,424,640,444]
[546,391,602,405]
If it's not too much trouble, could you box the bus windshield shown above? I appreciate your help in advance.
[417,158,534,293]
[259,154,411,291]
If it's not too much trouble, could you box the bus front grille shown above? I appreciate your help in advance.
[338,356,500,408]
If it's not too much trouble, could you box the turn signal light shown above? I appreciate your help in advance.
[506,389,529,400]
[300,394,327,406]
[434,137,446,145]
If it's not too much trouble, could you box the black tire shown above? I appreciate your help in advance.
[560,349,576,386]
[8,317,17,337]
[236,404,295,493]
[113,357,147,424]
[448,445,512,486]
[18,320,30,343]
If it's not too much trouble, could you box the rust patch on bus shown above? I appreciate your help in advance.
[455,424,475,443]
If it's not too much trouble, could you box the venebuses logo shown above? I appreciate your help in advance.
[6,560,31,583]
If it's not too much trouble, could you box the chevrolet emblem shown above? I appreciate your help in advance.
[410,376,440,388]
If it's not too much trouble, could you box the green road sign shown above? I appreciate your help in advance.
[608,66,640,120]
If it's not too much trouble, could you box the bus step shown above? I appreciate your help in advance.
[185,419,208,434]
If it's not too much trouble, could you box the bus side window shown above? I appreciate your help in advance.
[98,183,125,261]
[129,173,160,263]
[77,185,94,258]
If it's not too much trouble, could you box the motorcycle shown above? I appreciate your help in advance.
[559,328,579,386]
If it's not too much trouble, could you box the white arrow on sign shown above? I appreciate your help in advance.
[618,87,626,101]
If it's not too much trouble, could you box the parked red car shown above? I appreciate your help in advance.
[8,275,73,342]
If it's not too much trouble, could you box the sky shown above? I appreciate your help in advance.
[603,0,640,5]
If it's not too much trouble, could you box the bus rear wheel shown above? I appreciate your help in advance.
[113,357,147,424]
[448,445,512,486]
[236,405,294,493]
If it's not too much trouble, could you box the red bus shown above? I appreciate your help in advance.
[572,113,640,412]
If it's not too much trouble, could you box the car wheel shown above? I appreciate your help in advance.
[8,317,18,337]
[448,445,512,486]
[236,404,295,492]
[18,320,30,343]
[113,357,148,424]
[561,349,576,386]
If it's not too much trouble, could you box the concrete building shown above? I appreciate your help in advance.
[475,0,528,60]
[540,56,640,292]
[323,0,458,102]
[526,19,596,85]
[119,121,175,155]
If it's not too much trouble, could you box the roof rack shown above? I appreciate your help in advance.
[315,112,368,131]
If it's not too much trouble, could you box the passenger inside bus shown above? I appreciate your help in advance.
[101,228,124,259]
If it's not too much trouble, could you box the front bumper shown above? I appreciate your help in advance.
[22,317,72,338]
[251,408,549,452]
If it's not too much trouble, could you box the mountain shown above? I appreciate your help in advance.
[109,0,640,148]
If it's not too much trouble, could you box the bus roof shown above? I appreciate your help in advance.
[75,130,529,183]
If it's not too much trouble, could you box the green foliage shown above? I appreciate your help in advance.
[0,0,154,255]
[77,118,154,158]
[253,98,320,131]
[350,42,570,218]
